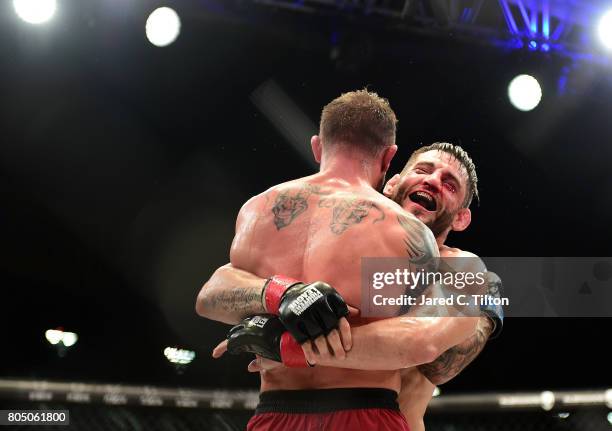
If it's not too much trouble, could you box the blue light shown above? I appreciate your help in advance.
[541,43,550,52]
[542,0,550,39]
[528,40,538,50]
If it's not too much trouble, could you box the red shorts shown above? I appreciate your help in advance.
[247,388,410,431]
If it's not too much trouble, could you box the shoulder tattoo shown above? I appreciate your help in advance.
[397,214,438,263]
[271,183,324,230]
[319,197,385,235]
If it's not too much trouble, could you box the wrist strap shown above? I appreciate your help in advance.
[263,275,300,315]
[280,332,309,368]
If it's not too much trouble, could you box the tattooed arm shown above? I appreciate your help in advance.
[301,213,479,370]
[195,263,267,325]
[416,256,501,384]
[417,315,494,385]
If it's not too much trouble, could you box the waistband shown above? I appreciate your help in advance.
[254,388,399,414]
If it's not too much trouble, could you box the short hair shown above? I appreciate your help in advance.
[319,89,397,155]
[402,142,479,208]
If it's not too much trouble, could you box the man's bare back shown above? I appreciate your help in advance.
[230,173,438,393]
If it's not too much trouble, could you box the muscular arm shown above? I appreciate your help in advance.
[195,263,267,325]
[203,211,480,370]
[417,315,493,385]
[307,315,479,370]
[201,262,479,370]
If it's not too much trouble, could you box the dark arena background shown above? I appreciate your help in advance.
[1,0,611,430]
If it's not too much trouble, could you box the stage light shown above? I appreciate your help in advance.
[62,331,78,347]
[541,43,550,52]
[45,329,78,347]
[556,412,570,419]
[432,387,441,397]
[598,10,612,50]
[508,74,542,111]
[528,40,538,51]
[164,347,195,365]
[145,7,181,47]
[13,0,56,24]
[45,329,62,345]
[540,391,555,411]
[607,412,612,425]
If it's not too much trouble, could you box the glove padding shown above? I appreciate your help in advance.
[278,281,349,344]
[226,315,308,367]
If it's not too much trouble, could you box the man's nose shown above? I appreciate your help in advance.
[423,173,442,192]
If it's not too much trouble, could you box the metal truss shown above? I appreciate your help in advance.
[248,0,610,64]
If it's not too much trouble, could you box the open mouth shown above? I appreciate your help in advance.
[408,191,437,212]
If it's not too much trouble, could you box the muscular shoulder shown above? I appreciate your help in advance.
[439,246,487,278]
[375,205,439,261]
[237,179,317,216]
[439,246,478,258]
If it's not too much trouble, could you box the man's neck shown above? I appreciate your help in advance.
[319,153,380,189]
[435,231,450,248]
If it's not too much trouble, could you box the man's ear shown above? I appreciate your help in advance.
[451,207,472,232]
[311,135,322,164]
[381,145,398,174]
[383,174,401,198]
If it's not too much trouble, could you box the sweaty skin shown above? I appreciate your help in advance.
[230,173,447,393]
[398,245,495,431]
[197,148,493,430]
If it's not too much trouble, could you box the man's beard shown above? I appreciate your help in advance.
[426,208,455,237]
[392,185,455,237]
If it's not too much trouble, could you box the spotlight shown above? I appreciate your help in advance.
[164,347,195,365]
[528,40,538,51]
[432,387,441,397]
[508,74,542,111]
[541,43,550,52]
[45,328,78,357]
[164,347,195,375]
[45,329,62,345]
[540,391,555,411]
[145,7,181,47]
[45,328,78,347]
[598,10,612,50]
[13,0,56,24]
[62,332,78,347]
[607,412,612,425]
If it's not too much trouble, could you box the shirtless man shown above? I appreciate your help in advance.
[196,90,485,430]
[199,142,502,431]
[383,143,503,430]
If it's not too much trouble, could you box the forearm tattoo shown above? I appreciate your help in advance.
[203,286,265,316]
[417,317,494,385]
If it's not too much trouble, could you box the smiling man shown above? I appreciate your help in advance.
[382,143,503,430]
[390,143,475,240]
[196,136,500,431]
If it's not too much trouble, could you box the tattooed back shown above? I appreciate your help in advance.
[230,176,438,392]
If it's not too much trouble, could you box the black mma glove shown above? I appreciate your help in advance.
[263,275,349,344]
[226,315,309,367]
